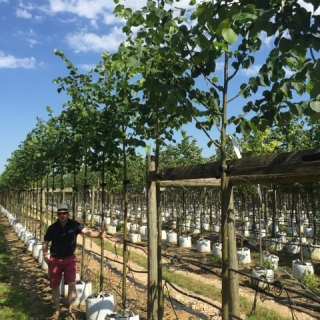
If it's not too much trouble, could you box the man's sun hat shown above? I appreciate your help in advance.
[57,203,69,212]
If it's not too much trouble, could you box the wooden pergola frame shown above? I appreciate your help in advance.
[146,147,320,320]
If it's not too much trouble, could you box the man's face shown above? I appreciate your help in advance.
[57,211,69,222]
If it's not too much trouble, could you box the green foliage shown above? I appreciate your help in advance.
[301,270,320,291]
[159,130,206,169]
[261,258,275,270]
[0,225,36,319]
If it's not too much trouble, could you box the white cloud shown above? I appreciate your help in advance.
[26,38,40,47]
[103,12,124,25]
[90,19,98,29]
[241,65,261,77]
[260,31,275,48]
[34,15,43,21]
[15,8,32,19]
[78,63,96,71]
[47,0,115,20]
[241,65,295,78]
[66,27,126,53]
[0,51,36,68]
[45,0,191,23]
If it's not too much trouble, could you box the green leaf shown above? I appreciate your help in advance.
[292,81,305,95]
[221,28,238,44]
[310,81,320,99]
[155,8,166,19]
[232,12,257,21]
[279,37,292,53]
[309,100,320,113]
[126,56,139,68]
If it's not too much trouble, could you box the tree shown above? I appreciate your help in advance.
[159,130,205,169]
[115,1,320,319]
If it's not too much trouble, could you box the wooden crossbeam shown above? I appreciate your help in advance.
[153,148,320,187]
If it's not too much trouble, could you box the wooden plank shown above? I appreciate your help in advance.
[159,178,220,188]
[152,148,320,185]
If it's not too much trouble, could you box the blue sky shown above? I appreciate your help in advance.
[0,0,318,175]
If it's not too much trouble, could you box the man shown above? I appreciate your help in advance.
[42,203,106,320]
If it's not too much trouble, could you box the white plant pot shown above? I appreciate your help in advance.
[42,256,49,270]
[212,243,222,257]
[237,247,251,264]
[304,227,314,238]
[287,241,300,254]
[286,226,297,236]
[275,231,287,244]
[213,225,220,233]
[197,239,211,253]
[262,251,279,270]
[23,231,33,244]
[107,225,117,235]
[302,243,320,260]
[178,235,192,248]
[166,231,177,243]
[292,260,314,281]
[202,223,209,231]
[251,267,274,288]
[140,216,147,224]
[86,292,114,320]
[138,225,147,236]
[130,223,139,233]
[60,273,80,296]
[38,248,43,263]
[128,233,141,243]
[263,236,283,252]
[32,243,42,259]
[18,227,26,239]
[75,281,92,304]
[190,223,201,234]
[26,237,38,252]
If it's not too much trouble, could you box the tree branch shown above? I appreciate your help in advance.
[229,112,249,124]
[310,46,316,62]
[191,114,221,148]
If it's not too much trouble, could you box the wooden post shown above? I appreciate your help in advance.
[90,186,95,227]
[147,156,158,320]
[272,186,276,238]
[228,183,240,320]
[221,174,229,320]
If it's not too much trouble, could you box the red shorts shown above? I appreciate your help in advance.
[48,255,77,288]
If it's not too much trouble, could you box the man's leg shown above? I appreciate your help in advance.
[67,282,76,318]
[52,285,61,313]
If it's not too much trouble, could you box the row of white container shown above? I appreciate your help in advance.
[0,205,139,320]
[30,205,320,286]
[83,210,319,237]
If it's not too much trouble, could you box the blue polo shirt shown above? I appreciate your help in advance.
[44,218,84,257]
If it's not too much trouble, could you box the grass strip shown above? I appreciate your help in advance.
[0,223,36,320]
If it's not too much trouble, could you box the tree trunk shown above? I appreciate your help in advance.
[147,156,158,320]
[227,184,239,320]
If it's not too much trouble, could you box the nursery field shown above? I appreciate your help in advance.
[1,207,320,320]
